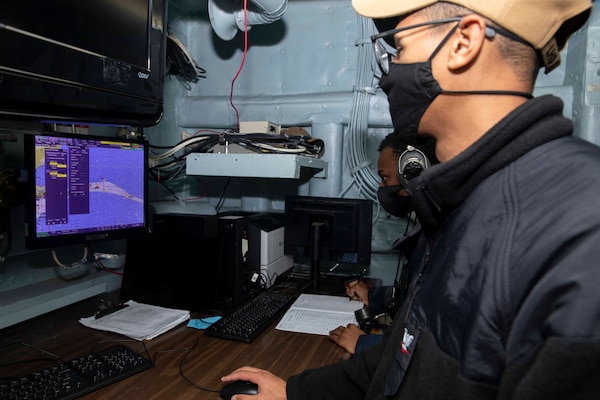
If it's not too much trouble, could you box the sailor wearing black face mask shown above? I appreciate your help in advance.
[376,129,438,218]
[328,131,437,357]
[375,18,532,136]
[376,141,412,219]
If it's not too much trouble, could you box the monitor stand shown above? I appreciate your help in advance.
[295,222,347,294]
[309,221,325,293]
[291,222,371,295]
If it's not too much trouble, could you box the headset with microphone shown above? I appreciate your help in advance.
[397,145,431,190]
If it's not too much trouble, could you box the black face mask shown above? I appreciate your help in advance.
[377,185,413,217]
[378,24,532,135]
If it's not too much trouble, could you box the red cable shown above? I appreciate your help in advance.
[229,0,249,131]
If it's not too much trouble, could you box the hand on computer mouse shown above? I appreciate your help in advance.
[220,380,258,400]
[221,366,287,400]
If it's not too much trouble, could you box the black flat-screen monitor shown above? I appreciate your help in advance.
[24,132,148,250]
[0,0,167,126]
[284,195,372,291]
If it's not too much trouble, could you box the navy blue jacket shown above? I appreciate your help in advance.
[287,95,600,399]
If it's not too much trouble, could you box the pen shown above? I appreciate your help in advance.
[349,268,367,301]
[357,267,367,284]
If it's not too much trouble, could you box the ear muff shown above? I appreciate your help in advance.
[397,145,431,190]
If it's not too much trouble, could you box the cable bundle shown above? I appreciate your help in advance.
[343,16,381,201]
[148,132,325,183]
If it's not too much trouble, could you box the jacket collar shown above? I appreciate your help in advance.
[408,95,573,234]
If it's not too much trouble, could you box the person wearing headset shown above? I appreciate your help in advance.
[328,130,436,356]
[222,1,600,398]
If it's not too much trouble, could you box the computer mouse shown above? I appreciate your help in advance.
[219,380,259,399]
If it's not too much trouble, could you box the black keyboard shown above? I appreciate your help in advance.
[205,291,296,343]
[1,344,151,400]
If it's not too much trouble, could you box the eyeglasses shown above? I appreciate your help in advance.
[371,16,530,74]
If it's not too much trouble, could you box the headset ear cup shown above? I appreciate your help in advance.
[397,145,431,190]
[396,159,404,188]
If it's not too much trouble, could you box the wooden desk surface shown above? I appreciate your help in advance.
[0,291,347,399]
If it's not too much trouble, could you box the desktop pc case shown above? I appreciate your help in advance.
[120,212,257,312]
[245,213,293,288]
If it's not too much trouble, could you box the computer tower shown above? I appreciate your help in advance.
[120,212,254,312]
[215,212,256,308]
[245,213,293,288]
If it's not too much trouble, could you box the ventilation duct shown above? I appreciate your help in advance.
[208,0,288,41]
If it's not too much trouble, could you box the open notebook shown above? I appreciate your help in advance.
[276,294,364,335]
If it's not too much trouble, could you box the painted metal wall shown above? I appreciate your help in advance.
[148,0,600,206]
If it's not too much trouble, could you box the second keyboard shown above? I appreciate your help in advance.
[204,291,296,343]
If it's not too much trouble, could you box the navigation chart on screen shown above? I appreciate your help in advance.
[34,136,145,237]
